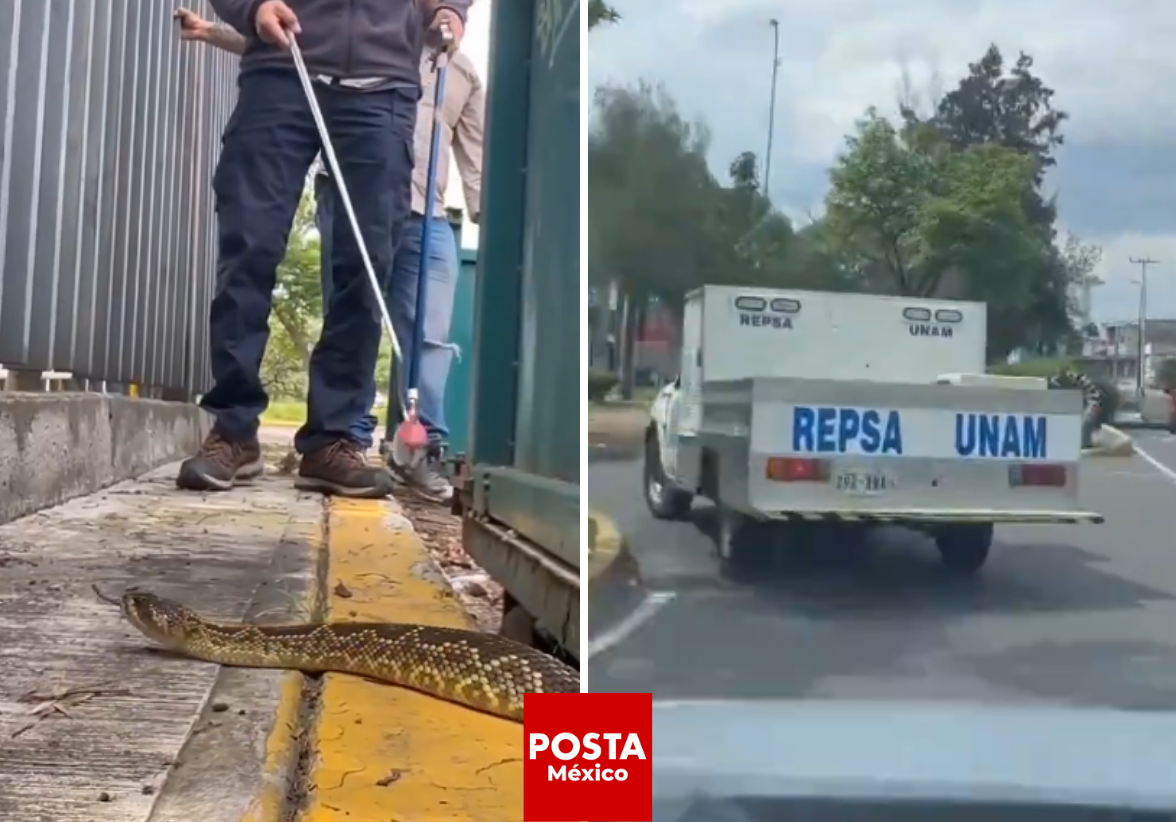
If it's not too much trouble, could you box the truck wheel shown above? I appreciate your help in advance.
[644,431,693,520]
[935,523,994,574]
[715,507,766,582]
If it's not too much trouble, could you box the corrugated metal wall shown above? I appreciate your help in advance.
[468,0,580,484]
[0,0,236,395]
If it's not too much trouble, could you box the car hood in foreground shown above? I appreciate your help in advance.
[652,700,1176,812]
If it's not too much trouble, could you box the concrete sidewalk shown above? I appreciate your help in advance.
[0,458,524,821]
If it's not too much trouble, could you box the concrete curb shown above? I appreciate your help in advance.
[0,393,210,526]
[587,509,641,589]
[1081,425,1136,458]
[587,510,624,579]
[234,528,323,822]
[293,497,522,821]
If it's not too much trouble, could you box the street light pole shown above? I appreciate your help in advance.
[1130,256,1159,396]
[763,19,780,199]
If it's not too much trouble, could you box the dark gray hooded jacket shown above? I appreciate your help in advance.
[208,0,470,88]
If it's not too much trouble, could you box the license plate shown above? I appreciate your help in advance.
[833,470,893,495]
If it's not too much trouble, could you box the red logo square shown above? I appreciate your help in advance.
[524,692,652,821]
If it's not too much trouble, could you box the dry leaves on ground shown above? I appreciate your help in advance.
[396,492,503,634]
[11,682,132,738]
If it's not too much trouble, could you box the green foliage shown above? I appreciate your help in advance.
[588,0,619,29]
[588,42,1098,370]
[589,82,827,315]
[261,192,321,401]
[588,369,618,401]
[823,44,1098,360]
[260,188,398,410]
[261,399,308,426]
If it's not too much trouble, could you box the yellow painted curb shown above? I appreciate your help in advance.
[239,674,309,822]
[587,510,626,580]
[300,497,523,822]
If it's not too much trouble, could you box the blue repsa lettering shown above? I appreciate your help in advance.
[792,407,904,455]
[955,414,1047,458]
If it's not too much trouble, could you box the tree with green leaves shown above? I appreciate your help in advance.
[260,192,320,400]
[823,110,940,294]
[907,45,1067,186]
[588,0,618,29]
[901,44,1084,355]
[824,107,1061,359]
[260,189,395,403]
[589,82,719,308]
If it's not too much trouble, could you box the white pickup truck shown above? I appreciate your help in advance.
[645,286,1103,577]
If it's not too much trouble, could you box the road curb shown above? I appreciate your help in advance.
[233,523,322,822]
[238,672,311,822]
[587,510,623,579]
[1082,425,1136,458]
[587,510,641,588]
[294,497,522,821]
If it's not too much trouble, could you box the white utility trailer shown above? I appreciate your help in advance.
[646,286,1103,576]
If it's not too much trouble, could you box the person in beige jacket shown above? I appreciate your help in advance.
[177,7,484,502]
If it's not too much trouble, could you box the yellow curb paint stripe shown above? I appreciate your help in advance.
[300,497,523,822]
[587,510,624,580]
[239,673,308,822]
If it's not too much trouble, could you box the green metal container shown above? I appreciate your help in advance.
[443,245,478,456]
[460,0,579,657]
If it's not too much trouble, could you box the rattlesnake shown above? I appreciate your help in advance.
[113,590,578,722]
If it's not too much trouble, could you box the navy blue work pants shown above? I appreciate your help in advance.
[199,68,417,453]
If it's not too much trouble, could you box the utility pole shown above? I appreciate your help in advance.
[1130,256,1159,396]
[763,19,780,199]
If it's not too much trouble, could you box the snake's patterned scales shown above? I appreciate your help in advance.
[122,593,579,722]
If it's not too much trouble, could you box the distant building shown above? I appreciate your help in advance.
[1080,319,1176,388]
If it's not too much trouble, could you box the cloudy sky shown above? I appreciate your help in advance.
[587,0,1176,323]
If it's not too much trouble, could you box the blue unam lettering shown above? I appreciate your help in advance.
[908,324,953,338]
[792,406,903,455]
[740,314,793,330]
[955,414,1047,458]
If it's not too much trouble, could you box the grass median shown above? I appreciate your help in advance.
[260,399,388,429]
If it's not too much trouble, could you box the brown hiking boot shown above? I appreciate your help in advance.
[295,440,394,498]
[176,431,264,491]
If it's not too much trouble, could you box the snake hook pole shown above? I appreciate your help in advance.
[288,33,408,423]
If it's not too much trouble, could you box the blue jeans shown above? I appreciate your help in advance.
[317,183,459,449]
[201,69,415,453]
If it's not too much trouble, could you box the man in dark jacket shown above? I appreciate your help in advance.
[179,0,469,499]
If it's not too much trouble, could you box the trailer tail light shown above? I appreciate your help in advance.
[766,457,826,482]
[1009,463,1066,488]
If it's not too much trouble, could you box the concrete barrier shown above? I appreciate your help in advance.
[1082,424,1135,458]
[0,392,210,525]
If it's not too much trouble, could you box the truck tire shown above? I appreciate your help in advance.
[644,429,693,520]
[935,523,993,574]
[715,507,768,582]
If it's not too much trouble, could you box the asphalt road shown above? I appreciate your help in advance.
[587,431,1176,708]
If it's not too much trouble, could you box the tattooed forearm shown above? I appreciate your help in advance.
[207,22,247,55]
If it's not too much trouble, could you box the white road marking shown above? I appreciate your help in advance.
[1133,442,1176,486]
[585,590,676,662]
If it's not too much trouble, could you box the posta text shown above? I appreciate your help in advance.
[523,692,652,821]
